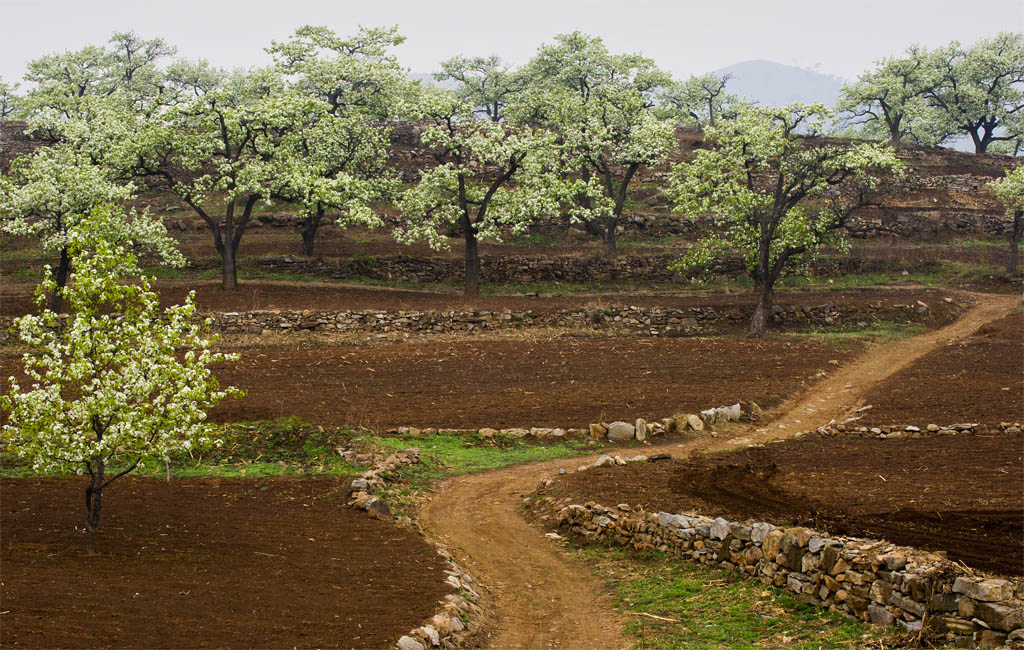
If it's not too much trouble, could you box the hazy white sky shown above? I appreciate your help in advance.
[2,0,1022,84]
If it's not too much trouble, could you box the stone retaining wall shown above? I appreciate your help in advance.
[533,469,1023,647]
[192,301,934,337]
[244,252,947,285]
[339,445,485,649]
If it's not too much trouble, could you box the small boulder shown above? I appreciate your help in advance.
[635,419,648,441]
[607,421,636,442]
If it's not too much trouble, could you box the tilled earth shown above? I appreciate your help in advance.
[858,310,1023,427]
[205,336,861,429]
[545,431,1024,576]
[0,476,453,648]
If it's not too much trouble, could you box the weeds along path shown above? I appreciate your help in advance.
[416,293,1018,650]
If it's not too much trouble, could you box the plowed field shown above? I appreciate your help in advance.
[858,310,1023,426]
[206,336,860,429]
[0,477,452,648]
[545,431,1024,576]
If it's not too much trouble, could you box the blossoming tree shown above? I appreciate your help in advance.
[988,165,1024,275]
[522,32,675,256]
[668,104,902,336]
[1,206,241,550]
[396,88,559,295]
[0,143,184,311]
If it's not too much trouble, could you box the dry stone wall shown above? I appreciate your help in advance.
[338,445,486,650]
[0,121,41,172]
[534,453,1024,648]
[196,301,934,337]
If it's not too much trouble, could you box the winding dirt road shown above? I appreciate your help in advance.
[417,293,1019,650]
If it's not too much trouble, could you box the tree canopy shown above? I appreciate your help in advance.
[668,104,902,335]
[2,205,240,547]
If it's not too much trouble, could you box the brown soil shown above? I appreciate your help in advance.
[203,336,860,430]
[859,310,1024,427]
[544,431,1024,576]
[0,280,961,322]
[0,476,452,649]
[418,294,1018,649]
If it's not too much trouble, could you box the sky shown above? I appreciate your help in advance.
[1,0,1022,85]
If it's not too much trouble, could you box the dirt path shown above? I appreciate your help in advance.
[416,293,1018,650]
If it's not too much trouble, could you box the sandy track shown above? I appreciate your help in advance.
[417,293,1019,650]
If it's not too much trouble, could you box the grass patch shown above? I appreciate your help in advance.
[368,432,600,511]
[567,544,932,649]
[1,419,601,495]
[780,320,926,346]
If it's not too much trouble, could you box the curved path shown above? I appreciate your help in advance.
[417,293,1018,650]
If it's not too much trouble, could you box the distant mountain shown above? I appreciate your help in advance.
[713,60,846,108]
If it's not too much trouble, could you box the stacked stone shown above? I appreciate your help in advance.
[152,301,935,339]
[546,500,1023,647]
[396,549,484,650]
[807,422,1020,438]
[339,446,486,649]
[347,447,421,519]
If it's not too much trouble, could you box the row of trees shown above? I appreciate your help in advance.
[839,33,1024,154]
[1,29,1020,331]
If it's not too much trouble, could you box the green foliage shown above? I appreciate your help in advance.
[434,55,526,122]
[520,32,676,247]
[667,104,902,284]
[658,72,741,129]
[926,32,1024,153]
[838,44,946,146]
[569,546,911,650]
[989,165,1024,215]
[1,207,242,479]
[395,88,562,251]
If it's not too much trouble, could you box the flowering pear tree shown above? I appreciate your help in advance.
[0,143,183,310]
[21,31,175,132]
[838,45,945,146]
[0,78,20,118]
[119,64,285,290]
[522,32,675,256]
[988,165,1024,275]
[266,26,411,255]
[658,72,739,129]
[925,33,1024,154]
[396,89,559,295]
[667,104,902,336]
[1,206,240,550]
[434,55,526,123]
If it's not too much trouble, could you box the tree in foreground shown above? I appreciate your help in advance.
[1,206,241,549]
[396,89,559,296]
[988,165,1024,275]
[667,104,902,336]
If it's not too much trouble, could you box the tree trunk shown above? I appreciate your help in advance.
[221,238,238,290]
[301,226,316,257]
[748,278,774,337]
[748,224,775,338]
[221,201,239,290]
[84,461,104,553]
[50,247,71,313]
[1008,209,1023,276]
[300,208,324,257]
[462,215,479,297]
[602,220,617,257]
